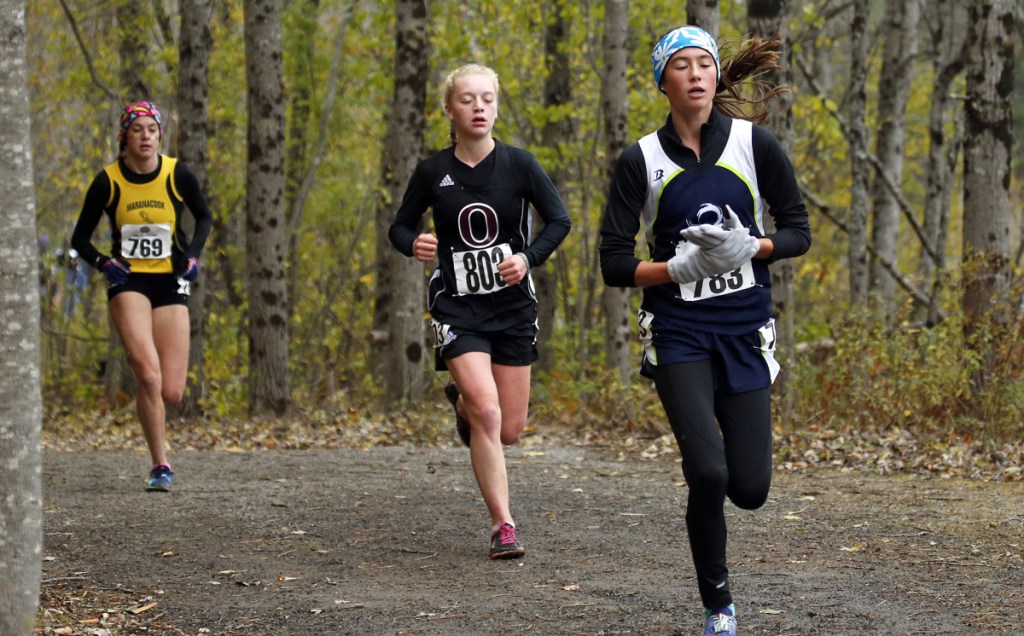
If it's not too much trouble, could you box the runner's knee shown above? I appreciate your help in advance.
[467,401,501,432]
[500,424,523,446]
[162,384,185,405]
[132,364,163,397]
[683,460,728,496]
[728,482,770,510]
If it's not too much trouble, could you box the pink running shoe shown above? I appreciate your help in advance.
[489,522,525,559]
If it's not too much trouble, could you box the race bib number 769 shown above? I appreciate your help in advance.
[121,223,171,260]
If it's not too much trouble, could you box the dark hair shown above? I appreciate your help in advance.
[714,37,788,124]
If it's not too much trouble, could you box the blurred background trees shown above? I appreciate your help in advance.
[28,0,1024,442]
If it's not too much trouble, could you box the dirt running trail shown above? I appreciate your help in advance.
[39,446,1024,635]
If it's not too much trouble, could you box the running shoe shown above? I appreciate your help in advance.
[489,521,525,559]
[146,464,174,492]
[704,604,736,636]
[444,381,471,447]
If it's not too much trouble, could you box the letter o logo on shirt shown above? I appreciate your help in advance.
[458,202,500,249]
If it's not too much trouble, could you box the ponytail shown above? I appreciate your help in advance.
[714,37,789,124]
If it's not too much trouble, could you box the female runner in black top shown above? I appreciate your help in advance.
[390,64,570,559]
[599,27,810,635]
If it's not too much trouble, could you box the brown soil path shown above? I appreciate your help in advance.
[39,447,1024,635]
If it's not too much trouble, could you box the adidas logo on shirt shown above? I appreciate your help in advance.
[439,174,455,187]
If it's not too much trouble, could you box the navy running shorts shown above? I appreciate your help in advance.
[641,318,780,394]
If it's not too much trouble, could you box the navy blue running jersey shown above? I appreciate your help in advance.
[600,111,810,336]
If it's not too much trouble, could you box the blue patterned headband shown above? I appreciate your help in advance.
[651,26,720,86]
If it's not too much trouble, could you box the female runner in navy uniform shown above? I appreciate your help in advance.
[390,64,570,559]
[72,101,213,492]
[599,27,811,635]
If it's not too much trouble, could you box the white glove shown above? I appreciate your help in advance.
[708,206,759,270]
[670,206,759,284]
[679,221,730,249]
[666,239,716,284]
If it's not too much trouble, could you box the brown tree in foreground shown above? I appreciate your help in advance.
[176,0,214,418]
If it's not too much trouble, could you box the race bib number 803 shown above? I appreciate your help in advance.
[452,243,511,295]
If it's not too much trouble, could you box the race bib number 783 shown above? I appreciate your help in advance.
[679,261,755,301]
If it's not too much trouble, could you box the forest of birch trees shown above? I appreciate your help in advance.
[12,0,1024,433]
[0,0,1021,628]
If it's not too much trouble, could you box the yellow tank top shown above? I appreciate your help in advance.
[103,156,182,274]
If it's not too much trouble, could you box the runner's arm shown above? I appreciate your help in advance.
[752,126,811,263]
[521,153,571,269]
[70,172,113,270]
[174,162,214,260]
[599,143,650,288]
[388,160,433,257]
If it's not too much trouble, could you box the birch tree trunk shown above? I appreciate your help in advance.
[535,0,570,375]
[244,0,291,415]
[600,0,632,382]
[916,0,967,326]
[962,0,1015,396]
[176,0,213,418]
[686,0,719,37]
[372,0,428,402]
[105,0,155,408]
[117,0,150,98]
[869,0,920,323]
[748,0,795,414]
[0,0,43,629]
[846,0,871,304]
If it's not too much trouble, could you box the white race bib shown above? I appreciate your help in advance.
[675,242,755,301]
[121,223,171,260]
[758,318,780,384]
[452,243,511,295]
[637,308,657,366]
[430,319,456,349]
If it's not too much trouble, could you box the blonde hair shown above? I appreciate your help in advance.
[443,64,500,145]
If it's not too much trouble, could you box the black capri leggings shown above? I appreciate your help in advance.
[652,360,772,610]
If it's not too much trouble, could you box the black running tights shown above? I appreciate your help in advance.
[652,360,772,610]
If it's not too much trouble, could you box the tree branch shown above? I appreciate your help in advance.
[799,183,945,321]
[58,0,120,101]
[287,1,355,236]
[794,53,940,267]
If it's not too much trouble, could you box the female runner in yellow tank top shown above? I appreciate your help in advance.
[72,101,213,491]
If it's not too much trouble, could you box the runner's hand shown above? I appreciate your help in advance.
[178,257,200,281]
[412,234,437,263]
[497,252,530,285]
[702,207,759,273]
[666,240,717,284]
[101,257,131,286]
[679,222,730,249]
